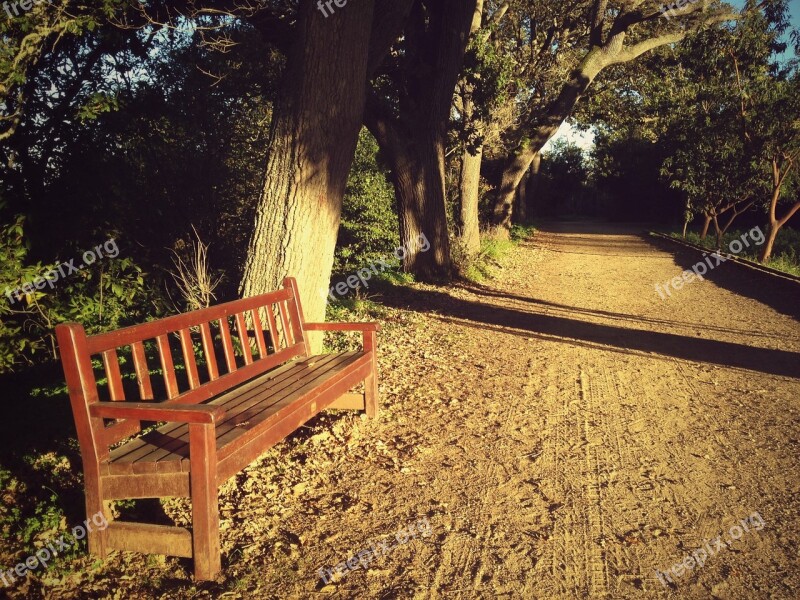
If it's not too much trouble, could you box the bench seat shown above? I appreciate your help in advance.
[104,351,370,477]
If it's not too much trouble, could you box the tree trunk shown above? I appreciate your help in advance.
[455,0,484,257]
[526,151,542,217]
[700,213,712,239]
[760,221,780,263]
[458,144,483,255]
[365,0,477,281]
[391,126,453,278]
[240,0,376,352]
[759,158,800,262]
[514,169,528,223]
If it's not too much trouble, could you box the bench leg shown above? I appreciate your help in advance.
[189,424,221,581]
[365,366,379,418]
[84,469,109,558]
[364,331,379,418]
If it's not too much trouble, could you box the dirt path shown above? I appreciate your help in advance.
[38,222,800,600]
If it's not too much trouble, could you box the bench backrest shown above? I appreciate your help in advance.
[55,277,309,463]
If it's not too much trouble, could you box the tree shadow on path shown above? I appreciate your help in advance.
[376,283,800,379]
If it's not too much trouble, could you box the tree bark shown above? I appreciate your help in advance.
[514,169,528,223]
[458,144,483,255]
[700,213,712,239]
[240,0,376,352]
[455,0,485,257]
[759,156,799,262]
[365,0,477,281]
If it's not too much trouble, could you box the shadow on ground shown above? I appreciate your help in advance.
[374,280,800,379]
[645,234,800,321]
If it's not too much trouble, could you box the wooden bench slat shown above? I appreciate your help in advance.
[179,329,201,390]
[251,309,268,359]
[131,341,154,400]
[265,305,280,350]
[235,313,254,365]
[278,301,294,347]
[102,349,125,401]
[218,317,237,374]
[199,322,219,381]
[156,334,179,399]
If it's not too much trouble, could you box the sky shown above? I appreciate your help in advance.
[543,0,799,155]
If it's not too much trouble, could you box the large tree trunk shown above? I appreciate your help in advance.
[455,0,485,257]
[366,0,477,281]
[458,144,483,255]
[240,0,376,351]
[391,126,453,278]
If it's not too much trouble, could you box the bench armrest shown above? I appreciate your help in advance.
[304,322,381,332]
[89,402,225,424]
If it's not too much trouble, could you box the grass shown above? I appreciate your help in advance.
[668,226,800,277]
[455,224,536,282]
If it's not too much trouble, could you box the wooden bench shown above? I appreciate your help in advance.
[55,277,379,580]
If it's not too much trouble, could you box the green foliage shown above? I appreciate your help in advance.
[334,129,399,275]
[673,226,800,276]
[459,29,517,149]
[0,210,151,373]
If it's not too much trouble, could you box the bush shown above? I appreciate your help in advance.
[0,209,156,373]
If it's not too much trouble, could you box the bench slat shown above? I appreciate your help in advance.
[179,329,201,390]
[218,317,237,374]
[235,313,254,365]
[157,335,180,399]
[131,341,154,400]
[199,322,219,381]
[102,349,125,401]
[278,301,294,347]
[251,309,268,358]
[265,306,280,350]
